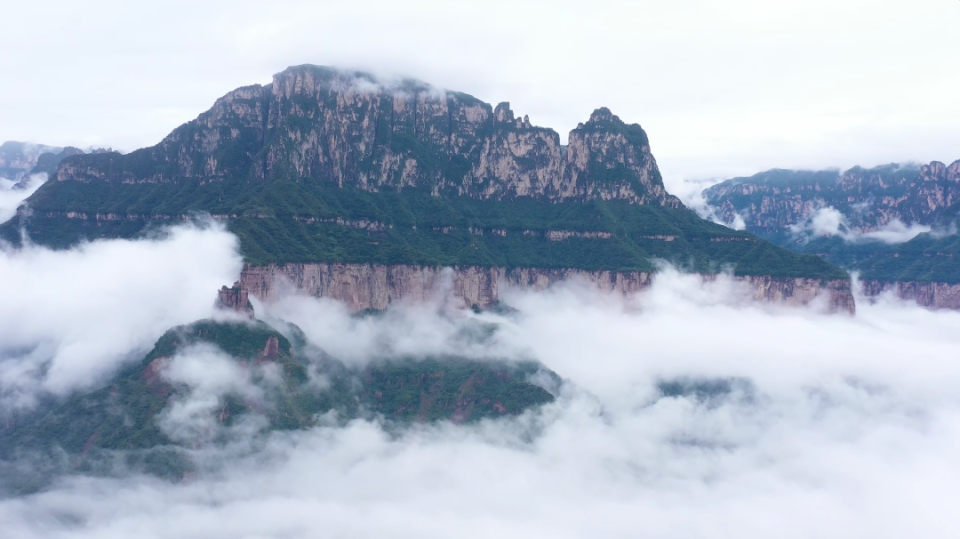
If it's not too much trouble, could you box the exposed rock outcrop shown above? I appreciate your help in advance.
[215,281,254,316]
[239,264,855,314]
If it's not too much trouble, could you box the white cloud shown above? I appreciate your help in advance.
[0,220,242,409]
[789,206,934,244]
[3,266,960,537]
[258,292,517,368]
[0,173,47,226]
[159,343,272,445]
[662,174,746,230]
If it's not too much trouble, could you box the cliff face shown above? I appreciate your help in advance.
[239,263,855,314]
[704,161,960,234]
[53,65,680,207]
[215,281,254,315]
[860,280,960,310]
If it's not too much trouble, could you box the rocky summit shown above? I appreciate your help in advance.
[1,64,854,311]
[51,66,678,206]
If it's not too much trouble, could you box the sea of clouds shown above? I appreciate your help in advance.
[2,221,960,538]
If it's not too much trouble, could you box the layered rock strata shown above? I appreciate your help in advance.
[240,264,856,314]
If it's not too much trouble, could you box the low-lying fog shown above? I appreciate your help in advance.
[2,221,960,538]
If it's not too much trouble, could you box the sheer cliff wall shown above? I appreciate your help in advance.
[239,264,856,314]
[860,280,960,310]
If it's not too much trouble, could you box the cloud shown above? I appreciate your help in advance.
[158,343,273,445]
[257,292,517,368]
[789,206,934,244]
[662,174,746,231]
[4,1,960,178]
[0,220,242,410]
[0,173,47,226]
[3,264,960,537]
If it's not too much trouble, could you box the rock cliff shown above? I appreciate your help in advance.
[239,263,856,314]
[859,280,960,310]
[215,281,254,315]
[53,65,680,207]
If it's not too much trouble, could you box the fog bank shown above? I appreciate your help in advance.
[0,221,241,410]
[2,260,960,537]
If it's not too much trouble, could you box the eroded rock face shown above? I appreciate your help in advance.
[859,280,960,310]
[53,66,679,207]
[735,275,856,313]
[239,264,855,314]
[215,281,254,316]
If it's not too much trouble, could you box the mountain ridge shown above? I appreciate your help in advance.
[49,65,680,206]
[1,64,853,311]
[702,161,960,307]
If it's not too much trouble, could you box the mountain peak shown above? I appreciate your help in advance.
[588,107,618,123]
[47,65,677,206]
[494,102,514,124]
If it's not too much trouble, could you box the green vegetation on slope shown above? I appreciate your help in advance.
[0,319,556,465]
[1,177,848,280]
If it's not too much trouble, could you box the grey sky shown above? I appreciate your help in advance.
[2,0,959,179]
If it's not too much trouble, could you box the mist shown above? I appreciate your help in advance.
[0,220,241,410]
[789,206,936,244]
[2,221,960,537]
[0,173,47,226]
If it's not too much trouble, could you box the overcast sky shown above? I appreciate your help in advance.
[2,0,959,179]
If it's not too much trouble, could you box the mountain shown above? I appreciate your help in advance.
[705,162,960,239]
[704,162,960,307]
[0,315,556,492]
[0,141,63,181]
[25,146,88,178]
[0,65,854,311]
[0,143,115,187]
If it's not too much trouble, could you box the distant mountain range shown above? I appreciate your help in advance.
[704,161,960,306]
[0,141,62,181]
[0,141,114,184]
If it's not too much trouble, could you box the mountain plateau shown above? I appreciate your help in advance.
[0,65,855,312]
